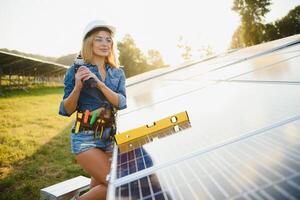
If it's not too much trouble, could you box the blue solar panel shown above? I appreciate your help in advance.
[107,35,300,199]
[113,119,300,199]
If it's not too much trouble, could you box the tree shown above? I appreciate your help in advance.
[262,5,300,42]
[230,25,244,49]
[232,0,271,46]
[117,34,148,77]
[117,34,166,77]
[276,6,300,38]
[177,36,192,60]
[198,45,214,58]
[56,53,77,65]
[147,49,164,68]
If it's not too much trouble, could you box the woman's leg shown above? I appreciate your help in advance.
[75,148,111,200]
[90,177,100,189]
[89,151,112,189]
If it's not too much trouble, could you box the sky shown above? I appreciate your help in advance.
[0,0,299,66]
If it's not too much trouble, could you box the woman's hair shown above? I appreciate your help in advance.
[81,27,117,68]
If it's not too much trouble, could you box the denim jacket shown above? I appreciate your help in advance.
[59,63,127,117]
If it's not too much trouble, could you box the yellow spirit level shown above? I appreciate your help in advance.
[114,111,190,146]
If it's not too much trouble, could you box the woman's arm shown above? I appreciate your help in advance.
[84,68,127,109]
[62,67,91,115]
[96,82,119,107]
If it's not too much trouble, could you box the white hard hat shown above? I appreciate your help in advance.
[82,20,116,40]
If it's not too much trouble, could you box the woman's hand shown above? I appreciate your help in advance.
[82,70,101,83]
[74,66,91,90]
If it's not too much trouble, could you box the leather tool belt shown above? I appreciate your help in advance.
[73,107,116,140]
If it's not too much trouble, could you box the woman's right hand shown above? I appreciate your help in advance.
[74,66,90,90]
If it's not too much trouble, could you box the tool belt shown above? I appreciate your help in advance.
[73,107,116,140]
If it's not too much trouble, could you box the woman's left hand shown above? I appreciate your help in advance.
[82,70,99,82]
[82,70,106,88]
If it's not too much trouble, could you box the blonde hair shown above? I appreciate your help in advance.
[81,27,117,68]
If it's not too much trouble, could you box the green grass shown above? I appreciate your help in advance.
[0,86,88,200]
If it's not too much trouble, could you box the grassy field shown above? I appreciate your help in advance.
[0,86,88,200]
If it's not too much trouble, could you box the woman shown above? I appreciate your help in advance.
[58,20,127,200]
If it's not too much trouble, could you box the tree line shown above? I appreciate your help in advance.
[1,34,166,78]
[231,0,300,48]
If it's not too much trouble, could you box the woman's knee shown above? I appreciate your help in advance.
[75,148,111,185]
[90,177,100,189]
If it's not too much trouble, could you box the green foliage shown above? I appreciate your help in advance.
[263,6,300,42]
[117,34,165,77]
[147,49,164,67]
[55,53,77,66]
[232,0,271,47]
[232,2,300,48]
[231,25,244,49]
[177,36,192,60]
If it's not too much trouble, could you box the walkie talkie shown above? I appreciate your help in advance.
[74,54,97,88]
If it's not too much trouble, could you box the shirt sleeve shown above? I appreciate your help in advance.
[115,68,127,110]
[58,66,75,116]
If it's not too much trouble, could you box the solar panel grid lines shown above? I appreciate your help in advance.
[223,146,274,188]
[117,116,297,199]
[156,170,176,199]
[222,80,300,85]
[120,83,300,145]
[242,141,298,177]
[215,149,261,192]
[113,114,300,189]
[259,132,300,157]
[207,153,246,196]
[116,122,192,177]
[181,161,214,199]
[211,158,254,197]
[133,122,298,199]
[228,142,288,181]
[222,146,300,199]
[191,53,300,83]
[195,158,230,199]
[113,132,298,199]
[237,174,300,200]
[273,185,298,200]
[226,54,300,82]
[163,169,185,200]
[254,136,300,172]
[191,47,300,81]
[172,164,200,199]
[287,179,300,192]
[123,45,300,114]
[259,138,300,163]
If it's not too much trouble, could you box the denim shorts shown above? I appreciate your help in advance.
[71,128,114,155]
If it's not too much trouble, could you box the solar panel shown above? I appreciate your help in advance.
[233,55,300,83]
[108,35,300,199]
[189,44,300,82]
[113,118,300,199]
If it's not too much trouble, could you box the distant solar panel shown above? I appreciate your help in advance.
[0,50,68,76]
[107,34,300,199]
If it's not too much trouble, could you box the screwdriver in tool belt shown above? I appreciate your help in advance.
[90,110,99,125]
